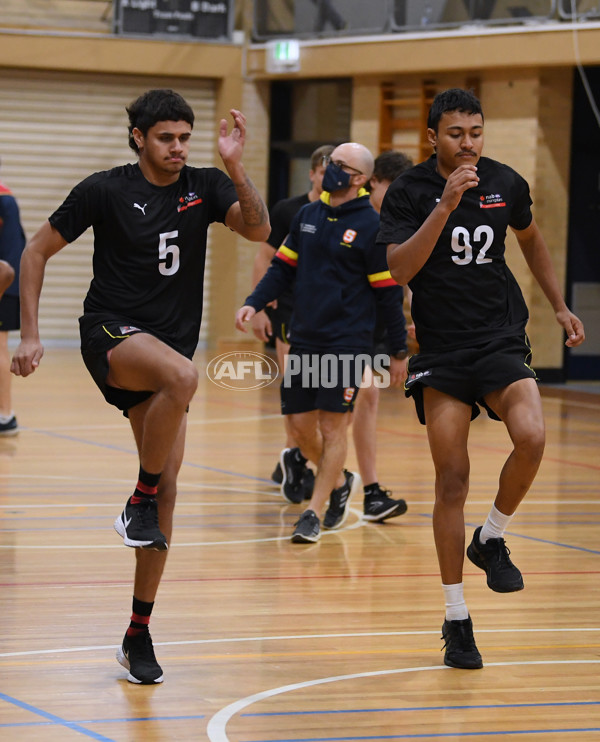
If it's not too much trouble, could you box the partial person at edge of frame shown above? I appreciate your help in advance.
[0,160,26,436]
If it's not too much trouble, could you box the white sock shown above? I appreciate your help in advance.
[442,582,469,621]
[480,504,514,543]
[0,412,14,424]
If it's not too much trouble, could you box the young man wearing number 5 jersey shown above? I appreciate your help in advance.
[379,88,585,669]
[11,89,270,684]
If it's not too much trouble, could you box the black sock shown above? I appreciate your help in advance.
[127,596,154,637]
[131,466,161,504]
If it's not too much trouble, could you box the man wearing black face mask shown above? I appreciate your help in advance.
[236,142,408,543]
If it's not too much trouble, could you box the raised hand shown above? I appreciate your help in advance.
[218,109,246,168]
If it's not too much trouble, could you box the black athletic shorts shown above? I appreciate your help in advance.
[280,346,368,415]
[79,315,154,414]
[404,334,537,425]
[266,303,292,344]
[0,295,20,332]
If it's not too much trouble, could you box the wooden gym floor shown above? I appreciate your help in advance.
[0,348,598,741]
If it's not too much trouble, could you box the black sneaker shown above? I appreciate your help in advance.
[363,485,408,522]
[0,415,18,436]
[117,631,164,684]
[271,461,283,484]
[301,468,315,500]
[323,470,361,530]
[441,616,483,669]
[291,509,321,543]
[280,447,308,504]
[466,525,524,593]
[114,496,168,551]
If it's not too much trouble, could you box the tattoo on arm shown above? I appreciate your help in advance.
[235,176,269,226]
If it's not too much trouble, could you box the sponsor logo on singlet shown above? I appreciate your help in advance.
[177,192,203,213]
[480,193,506,209]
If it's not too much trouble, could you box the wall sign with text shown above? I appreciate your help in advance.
[114,0,232,41]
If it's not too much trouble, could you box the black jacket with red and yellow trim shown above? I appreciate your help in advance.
[245,190,407,353]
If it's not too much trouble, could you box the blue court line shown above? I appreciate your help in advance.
[0,691,116,741]
[479,527,600,556]
[27,427,273,483]
[239,730,600,741]
[0,713,205,729]
[428,515,600,556]
[20,428,600,556]
[241,700,600,717]
[14,427,600,492]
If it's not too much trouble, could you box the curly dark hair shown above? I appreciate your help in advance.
[126,89,195,153]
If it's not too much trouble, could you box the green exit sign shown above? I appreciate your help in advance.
[266,39,301,72]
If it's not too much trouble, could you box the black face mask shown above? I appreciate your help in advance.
[322,162,352,192]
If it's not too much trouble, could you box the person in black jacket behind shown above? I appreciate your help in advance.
[236,142,408,544]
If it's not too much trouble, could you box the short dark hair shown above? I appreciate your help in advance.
[126,89,195,153]
[427,88,484,132]
[373,150,413,182]
[310,144,335,170]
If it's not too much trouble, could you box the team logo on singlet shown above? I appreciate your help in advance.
[340,229,357,247]
[480,193,506,209]
[177,192,203,212]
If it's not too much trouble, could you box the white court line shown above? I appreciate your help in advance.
[0,507,367,549]
[2,626,599,659]
[0,499,284,510]
[206,659,600,742]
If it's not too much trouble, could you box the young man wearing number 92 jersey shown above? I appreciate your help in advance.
[379,88,585,670]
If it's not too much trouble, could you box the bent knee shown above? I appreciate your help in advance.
[169,360,199,400]
[514,425,545,461]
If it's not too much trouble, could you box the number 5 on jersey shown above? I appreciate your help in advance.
[159,231,180,276]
